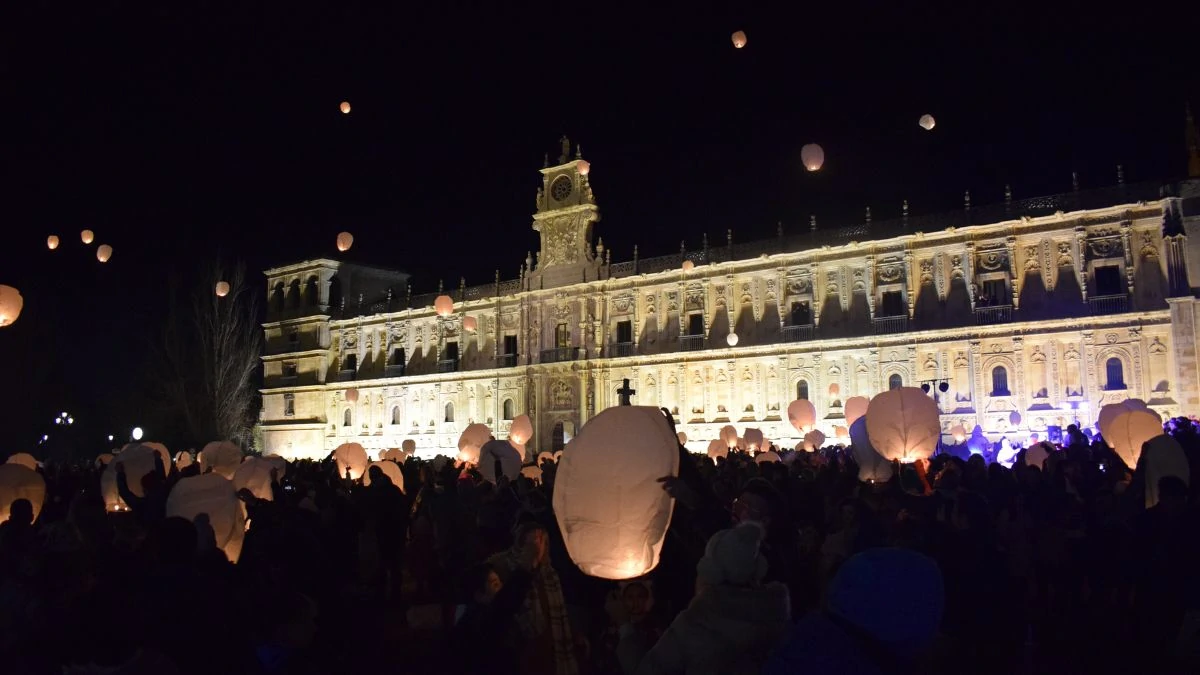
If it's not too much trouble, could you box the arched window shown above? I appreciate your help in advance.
[888,373,903,390]
[1105,357,1126,390]
[502,398,514,420]
[991,366,1010,396]
[304,276,319,306]
[343,408,352,427]
[797,380,809,400]
[271,282,285,313]
[287,279,301,309]
[328,276,343,313]
[391,406,401,425]
[444,402,455,423]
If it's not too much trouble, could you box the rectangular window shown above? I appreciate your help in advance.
[790,302,811,326]
[687,314,704,336]
[616,320,633,344]
[391,347,405,366]
[555,323,570,348]
[880,291,905,317]
[1095,265,1123,296]
[282,362,297,378]
[444,342,459,362]
[980,279,1008,306]
[343,354,357,372]
[284,393,295,417]
[504,334,518,355]
[288,330,300,347]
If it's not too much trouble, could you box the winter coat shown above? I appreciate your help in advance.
[633,581,790,675]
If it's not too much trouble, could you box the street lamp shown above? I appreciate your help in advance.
[131,427,144,441]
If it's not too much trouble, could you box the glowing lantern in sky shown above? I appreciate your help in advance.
[731,30,747,48]
[682,260,694,272]
[801,144,825,172]
[1009,411,1022,425]
[340,101,351,114]
[1143,434,1189,508]
[828,383,840,397]
[215,281,231,297]
[0,286,22,327]
[755,451,781,464]
[849,417,893,483]
[726,332,739,347]
[363,460,404,492]
[804,429,826,451]
[707,439,728,464]
[434,295,454,317]
[81,229,94,244]
[509,414,533,446]
[167,474,245,563]
[744,428,765,451]
[463,315,477,332]
[919,114,936,131]
[787,399,817,434]
[401,439,416,456]
[1105,409,1162,470]
[383,448,405,463]
[0,464,46,524]
[457,423,492,465]
[47,235,59,250]
[553,405,679,580]
[834,425,850,443]
[333,442,370,480]
[200,441,243,479]
[479,440,522,484]
[577,159,590,176]
[345,388,359,403]
[233,457,274,501]
[676,431,688,446]
[950,423,967,442]
[96,244,113,262]
[865,387,941,463]
[844,396,869,427]
[720,424,738,449]
[336,232,354,252]
[6,453,36,471]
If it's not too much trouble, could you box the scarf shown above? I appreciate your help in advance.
[500,551,579,675]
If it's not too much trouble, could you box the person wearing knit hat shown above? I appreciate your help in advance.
[631,522,791,675]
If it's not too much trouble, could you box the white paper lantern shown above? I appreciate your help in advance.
[1025,443,1050,469]
[200,441,243,479]
[521,465,543,483]
[345,388,359,403]
[434,295,454,317]
[508,414,532,446]
[100,466,128,512]
[81,229,94,244]
[828,382,841,397]
[96,244,112,262]
[383,448,405,463]
[479,440,522,483]
[262,454,288,477]
[950,423,967,442]
[47,235,59,250]
[919,114,936,131]
[0,286,23,327]
[336,231,354,252]
[787,399,817,434]
[0,464,46,523]
[6,453,36,471]
[676,431,688,445]
[233,457,274,501]
[339,101,351,114]
[726,332,739,347]
[682,260,694,272]
[401,439,416,456]
[707,439,728,464]
[1009,411,1022,425]
[844,396,870,427]
[116,443,170,496]
[457,423,491,464]
[363,460,404,493]
[849,417,894,483]
[175,451,194,470]
[801,143,825,172]
[804,429,826,451]
[577,159,590,176]
[755,451,781,464]
[1143,434,1189,508]
[744,428,765,451]
[463,315,477,332]
[720,424,738,449]
[333,442,370,480]
[215,281,231,297]
[95,453,114,468]
[834,425,850,443]
[731,30,747,48]
[865,387,941,463]
[553,406,678,580]
[1106,409,1162,470]
[167,474,245,563]
[537,451,555,466]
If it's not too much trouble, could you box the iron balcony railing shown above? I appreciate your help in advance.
[437,358,458,373]
[496,353,520,368]
[680,335,706,351]
[781,324,815,342]
[540,347,580,364]
[338,368,357,381]
[610,342,635,357]
[384,364,406,377]
[872,316,909,335]
[1088,294,1129,315]
[974,304,1013,325]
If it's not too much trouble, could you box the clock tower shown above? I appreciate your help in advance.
[530,136,601,289]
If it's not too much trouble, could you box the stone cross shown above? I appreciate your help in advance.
[616,378,637,406]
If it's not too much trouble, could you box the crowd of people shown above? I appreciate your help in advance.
[1,413,1198,674]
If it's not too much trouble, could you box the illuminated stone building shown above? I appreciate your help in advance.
[258,140,1200,460]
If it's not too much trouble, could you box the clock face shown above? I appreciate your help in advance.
[550,175,573,201]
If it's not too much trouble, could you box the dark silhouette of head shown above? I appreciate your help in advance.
[6,498,33,527]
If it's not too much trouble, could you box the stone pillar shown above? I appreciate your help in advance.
[905,251,915,319]
[1169,298,1200,411]
[969,340,983,430]
[1006,235,1019,307]
[1075,226,1089,302]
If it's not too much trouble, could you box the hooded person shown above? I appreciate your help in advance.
[632,521,790,675]
[763,547,945,675]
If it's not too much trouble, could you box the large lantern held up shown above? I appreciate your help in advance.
[844,396,870,427]
[333,442,370,480]
[509,414,533,446]
[434,295,454,317]
[336,232,354,252]
[801,144,825,172]
[200,441,243,479]
[553,406,679,580]
[96,245,113,263]
[0,286,22,327]
[167,474,245,563]
[865,387,940,463]
[731,30,747,48]
[0,464,46,523]
[457,423,491,464]
[1106,409,1162,470]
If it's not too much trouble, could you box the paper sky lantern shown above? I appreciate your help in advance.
[521,465,543,483]
[6,453,36,471]
[865,387,941,463]
[175,451,194,470]
[233,457,274,501]
[81,229,94,244]
[200,441,243,479]
[340,101,351,114]
[801,144,825,172]
[1009,411,1022,425]
[434,295,454,317]
[100,467,128,512]
[950,423,966,442]
[1143,434,1189,508]
[1025,442,1050,469]
[383,448,405,463]
[457,423,491,464]
[553,406,679,580]
[0,285,24,327]
[844,396,869,427]
[720,424,738,449]
[577,159,590,176]
[787,399,817,434]
[333,442,370,480]
[463,315,477,332]
[0,464,46,524]
[726,332,739,347]
[834,425,850,442]
[363,460,404,493]
[96,244,112,262]
[919,114,936,131]
[167,474,245,563]
[731,30,747,48]
[1106,409,1162,470]
[336,231,354,252]
[676,431,688,445]
[262,454,288,477]
[553,450,563,462]
[804,430,826,451]
[401,439,416,456]
[115,443,170,497]
[707,439,728,464]
[744,428,765,451]
[849,417,893,483]
[95,453,113,467]
[828,382,840,397]
[215,281,231,297]
[755,451,781,464]
[479,440,522,484]
[682,260,694,272]
[345,388,359,403]
[47,235,59,250]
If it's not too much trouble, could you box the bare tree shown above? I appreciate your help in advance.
[152,261,261,446]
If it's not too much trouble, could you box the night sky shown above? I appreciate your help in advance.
[0,3,1194,453]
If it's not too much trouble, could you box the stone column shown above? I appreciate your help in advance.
[1169,298,1200,411]
[1075,226,1088,302]
[969,340,983,430]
